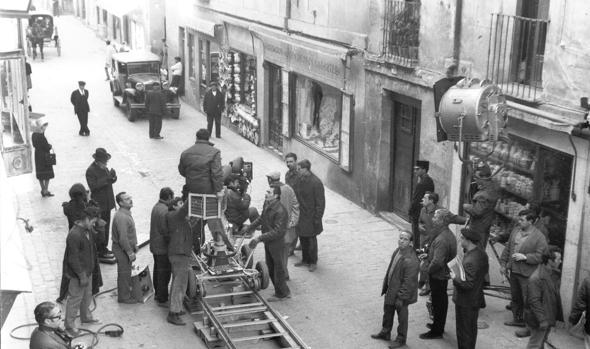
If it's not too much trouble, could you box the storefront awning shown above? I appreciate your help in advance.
[0,0,31,18]
[97,0,141,17]
[507,101,578,134]
[195,19,220,38]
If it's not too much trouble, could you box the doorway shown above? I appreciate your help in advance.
[390,94,421,219]
[267,63,283,153]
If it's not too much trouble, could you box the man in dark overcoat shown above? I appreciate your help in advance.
[452,228,489,349]
[70,81,90,136]
[150,187,174,306]
[409,160,435,249]
[145,83,167,139]
[202,81,225,138]
[293,159,325,272]
[86,148,117,261]
[371,230,419,348]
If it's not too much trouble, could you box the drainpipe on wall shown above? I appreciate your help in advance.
[452,0,463,64]
[284,0,291,31]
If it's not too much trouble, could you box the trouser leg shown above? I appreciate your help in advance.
[429,277,448,334]
[148,114,155,137]
[214,114,221,137]
[77,114,84,134]
[153,254,171,302]
[381,303,396,334]
[395,303,409,343]
[456,305,479,349]
[509,272,525,321]
[266,245,290,297]
[527,326,551,349]
[306,236,318,264]
[411,216,420,249]
[98,210,111,254]
[584,333,590,349]
[58,274,69,301]
[65,276,90,329]
[79,275,94,322]
[155,114,162,136]
[300,236,311,264]
[169,255,189,313]
[112,243,132,301]
[206,114,214,136]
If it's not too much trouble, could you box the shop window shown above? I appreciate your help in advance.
[293,75,342,161]
[221,51,259,144]
[188,33,195,79]
[469,136,572,252]
[198,38,221,97]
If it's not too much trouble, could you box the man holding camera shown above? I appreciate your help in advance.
[86,148,117,262]
[225,174,259,230]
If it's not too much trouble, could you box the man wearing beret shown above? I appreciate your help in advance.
[86,148,117,262]
[409,160,435,250]
[70,80,90,136]
[371,230,419,348]
[452,228,489,349]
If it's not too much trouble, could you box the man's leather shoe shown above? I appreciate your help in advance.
[308,264,317,272]
[294,262,308,268]
[504,320,526,327]
[294,244,302,251]
[157,301,169,308]
[419,288,431,296]
[268,294,291,302]
[506,303,512,310]
[370,332,391,341]
[515,328,531,338]
[82,318,100,324]
[419,331,443,340]
[178,310,186,316]
[426,323,433,329]
[167,313,185,326]
[155,136,163,139]
[389,340,406,348]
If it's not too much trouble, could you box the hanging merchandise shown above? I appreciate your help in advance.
[223,51,259,145]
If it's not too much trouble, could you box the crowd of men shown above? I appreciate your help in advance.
[29,128,327,348]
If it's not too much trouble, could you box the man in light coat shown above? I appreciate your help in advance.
[111,192,138,304]
[371,231,419,348]
[267,171,299,280]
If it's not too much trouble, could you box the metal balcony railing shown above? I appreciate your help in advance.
[486,13,549,102]
[382,0,420,67]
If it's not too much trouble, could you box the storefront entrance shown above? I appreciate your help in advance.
[267,63,282,153]
[390,94,421,219]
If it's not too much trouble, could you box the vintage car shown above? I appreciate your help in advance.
[109,51,180,121]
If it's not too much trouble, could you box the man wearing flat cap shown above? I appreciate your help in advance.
[409,160,434,250]
[452,227,489,349]
[86,148,117,262]
[371,230,419,348]
[70,81,90,136]
[464,162,499,251]
[267,171,299,280]
[203,81,225,138]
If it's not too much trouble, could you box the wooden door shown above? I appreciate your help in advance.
[391,96,420,218]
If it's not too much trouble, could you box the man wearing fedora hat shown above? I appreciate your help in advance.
[452,227,489,349]
[409,160,435,250]
[70,81,90,136]
[86,148,117,262]
[203,81,225,138]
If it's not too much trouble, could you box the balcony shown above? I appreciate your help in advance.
[486,13,549,102]
[382,0,420,67]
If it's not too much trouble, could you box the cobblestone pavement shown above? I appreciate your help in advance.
[1,16,582,349]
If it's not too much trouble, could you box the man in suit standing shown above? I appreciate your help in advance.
[111,192,138,304]
[452,228,489,349]
[409,160,435,249]
[371,230,419,348]
[70,81,90,136]
[500,209,548,328]
[145,83,167,139]
[203,81,225,138]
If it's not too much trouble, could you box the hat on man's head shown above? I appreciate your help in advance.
[209,81,218,87]
[415,160,430,171]
[92,148,111,162]
[224,173,241,186]
[460,227,480,243]
[474,163,492,179]
[78,81,86,86]
[266,171,281,181]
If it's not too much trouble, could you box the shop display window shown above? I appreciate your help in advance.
[188,33,195,78]
[198,38,220,97]
[293,75,342,160]
[469,136,572,250]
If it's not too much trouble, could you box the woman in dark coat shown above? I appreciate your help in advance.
[31,118,54,197]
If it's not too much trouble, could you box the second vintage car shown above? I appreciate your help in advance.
[109,51,180,121]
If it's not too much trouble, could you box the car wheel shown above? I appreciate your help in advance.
[113,98,119,107]
[170,108,180,119]
[126,104,136,122]
[240,244,253,269]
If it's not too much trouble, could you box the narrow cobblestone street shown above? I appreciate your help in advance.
[0,15,582,349]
